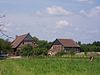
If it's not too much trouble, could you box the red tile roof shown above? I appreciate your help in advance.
[11,33,28,48]
[57,39,80,47]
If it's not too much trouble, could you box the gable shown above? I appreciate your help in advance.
[24,34,33,41]
[11,33,33,48]
[53,39,62,45]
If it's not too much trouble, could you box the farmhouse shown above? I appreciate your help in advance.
[11,33,37,55]
[48,39,80,55]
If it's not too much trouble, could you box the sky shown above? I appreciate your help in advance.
[0,0,100,43]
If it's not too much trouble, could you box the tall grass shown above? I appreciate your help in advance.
[0,57,100,75]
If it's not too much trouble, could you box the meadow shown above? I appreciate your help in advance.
[0,57,100,75]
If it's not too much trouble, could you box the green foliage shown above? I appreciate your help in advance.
[81,45,89,52]
[0,38,11,54]
[89,45,100,52]
[77,41,81,45]
[84,52,87,56]
[33,47,47,56]
[37,40,52,49]
[19,37,52,56]
[93,41,100,46]
[32,36,39,44]
[69,48,76,56]
[20,45,33,57]
[0,58,100,75]
[32,37,52,56]
[33,40,52,56]
[0,39,5,50]
[80,41,100,52]
[56,48,76,56]
[81,43,100,52]
[56,50,65,56]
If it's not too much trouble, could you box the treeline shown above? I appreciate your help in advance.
[0,38,11,54]
[0,37,100,57]
[78,41,100,52]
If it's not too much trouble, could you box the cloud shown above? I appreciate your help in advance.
[76,0,95,3]
[46,6,73,16]
[35,6,73,16]
[0,24,8,32]
[96,6,100,10]
[56,20,70,29]
[80,10,88,16]
[80,6,100,17]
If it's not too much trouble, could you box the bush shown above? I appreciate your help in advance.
[69,48,76,56]
[33,47,47,56]
[20,45,33,57]
[0,38,12,55]
[56,50,65,56]
[81,45,89,52]
[55,48,76,56]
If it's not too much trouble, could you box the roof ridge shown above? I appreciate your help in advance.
[11,33,30,48]
[56,38,80,47]
[18,33,29,37]
[57,38,73,40]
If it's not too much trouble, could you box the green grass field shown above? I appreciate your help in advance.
[0,57,100,75]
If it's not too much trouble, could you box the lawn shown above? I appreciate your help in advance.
[0,57,100,75]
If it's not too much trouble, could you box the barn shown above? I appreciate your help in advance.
[48,39,80,55]
[11,33,37,55]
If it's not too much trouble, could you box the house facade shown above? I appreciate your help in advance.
[48,39,80,56]
[11,33,37,55]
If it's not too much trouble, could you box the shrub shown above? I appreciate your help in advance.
[0,38,12,55]
[69,48,76,56]
[33,47,47,56]
[56,50,65,56]
[20,45,33,57]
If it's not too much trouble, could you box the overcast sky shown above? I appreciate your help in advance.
[0,0,100,43]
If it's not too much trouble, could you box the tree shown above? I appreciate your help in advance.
[20,45,33,57]
[37,40,52,49]
[33,47,47,56]
[80,41,100,56]
[80,45,89,56]
[33,36,39,44]
[32,40,52,56]
[77,41,81,45]
[0,38,11,54]
[93,41,100,46]
[38,40,52,53]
